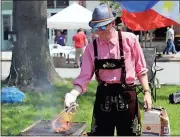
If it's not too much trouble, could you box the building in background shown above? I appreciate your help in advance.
[3,0,178,51]
[1,0,100,51]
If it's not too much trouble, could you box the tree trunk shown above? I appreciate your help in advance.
[5,1,62,91]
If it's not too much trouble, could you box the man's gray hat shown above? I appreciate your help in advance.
[89,4,116,28]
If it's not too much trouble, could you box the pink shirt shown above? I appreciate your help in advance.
[73,31,148,93]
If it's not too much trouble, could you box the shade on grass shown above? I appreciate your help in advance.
[1,80,180,135]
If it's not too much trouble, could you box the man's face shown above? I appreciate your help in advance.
[57,31,61,36]
[93,23,113,39]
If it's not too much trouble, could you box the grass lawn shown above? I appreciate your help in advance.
[1,80,180,135]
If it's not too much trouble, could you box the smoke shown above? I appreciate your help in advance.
[23,81,72,122]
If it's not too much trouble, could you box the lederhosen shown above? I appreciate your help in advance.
[88,31,141,136]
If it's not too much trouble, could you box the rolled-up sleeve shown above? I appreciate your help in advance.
[73,44,94,93]
[132,35,148,77]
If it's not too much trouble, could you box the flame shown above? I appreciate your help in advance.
[52,111,74,133]
[52,101,78,133]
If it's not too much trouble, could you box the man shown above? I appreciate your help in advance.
[54,30,65,46]
[64,4,152,136]
[163,25,177,54]
[54,30,66,58]
[163,27,170,54]
[73,28,88,68]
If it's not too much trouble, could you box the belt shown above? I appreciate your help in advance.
[105,80,121,84]
[99,81,135,90]
[104,80,134,85]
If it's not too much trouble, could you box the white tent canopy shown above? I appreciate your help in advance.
[47,3,93,29]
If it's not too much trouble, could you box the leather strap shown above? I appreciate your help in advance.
[93,40,102,84]
[118,31,127,86]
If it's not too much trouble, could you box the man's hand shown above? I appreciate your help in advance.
[144,91,152,111]
[64,86,82,108]
[64,92,77,108]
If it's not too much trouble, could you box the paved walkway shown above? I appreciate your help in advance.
[1,51,180,85]
[1,61,95,80]
[2,51,180,61]
[1,61,180,85]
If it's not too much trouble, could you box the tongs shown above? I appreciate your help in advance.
[52,102,79,130]
[59,102,79,119]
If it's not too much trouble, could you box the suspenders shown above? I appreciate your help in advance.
[93,39,101,83]
[93,31,127,86]
[118,31,126,87]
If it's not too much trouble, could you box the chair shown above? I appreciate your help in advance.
[136,48,163,106]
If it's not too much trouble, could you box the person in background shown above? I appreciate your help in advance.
[163,27,170,54]
[54,30,66,57]
[54,30,66,46]
[64,4,152,136]
[163,25,177,54]
[73,28,88,68]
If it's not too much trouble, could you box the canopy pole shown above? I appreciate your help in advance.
[52,29,55,43]
[140,31,143,47]
[144,31,147,48]
[150,30,153,47]
[49,29,52,44]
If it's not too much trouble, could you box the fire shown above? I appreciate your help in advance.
[54,119,71,133]
[52,109,75,133]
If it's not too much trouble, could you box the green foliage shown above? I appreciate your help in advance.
[99,0,121,15]
[1,80,180,135]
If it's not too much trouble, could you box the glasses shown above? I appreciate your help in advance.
[92,24,108,32]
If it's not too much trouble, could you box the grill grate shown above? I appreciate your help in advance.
[20,120,87,136]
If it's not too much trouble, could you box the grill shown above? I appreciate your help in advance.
[20,120,87,136]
